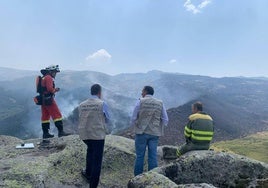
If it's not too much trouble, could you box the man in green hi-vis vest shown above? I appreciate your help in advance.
[177,102,214,157]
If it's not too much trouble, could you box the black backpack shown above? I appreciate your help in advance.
[36,76,43,94]
[34,76,44,105]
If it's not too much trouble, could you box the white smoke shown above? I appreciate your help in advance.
[57,95,79,118]
[25,98,44,138]
[23,94,79,139]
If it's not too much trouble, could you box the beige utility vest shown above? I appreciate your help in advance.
[135,96,164,136]
[78,98,106,140]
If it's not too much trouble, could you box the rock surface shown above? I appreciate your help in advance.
[128,171,217,188]
[128,171,178,188]
[1,135,268,188]
[0,135,136,188]
[129,149,268,187]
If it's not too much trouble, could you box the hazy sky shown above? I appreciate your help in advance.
[0,0,267,77]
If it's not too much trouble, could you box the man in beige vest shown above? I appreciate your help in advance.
[131,86,168,176]
[78,84,110,188]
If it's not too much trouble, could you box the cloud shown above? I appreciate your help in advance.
[198,0,211,9]
[86,49,112,64]
[184,0,200,14]
[184,0,212,14]
[169,59,177,64]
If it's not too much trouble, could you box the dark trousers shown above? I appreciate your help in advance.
[179,142,210,155]
[83,139,105,188]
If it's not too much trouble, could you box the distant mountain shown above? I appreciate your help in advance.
[121,76,268,145]
[0,87,26,138]
[0,67,37,81]
[0,67,268,142]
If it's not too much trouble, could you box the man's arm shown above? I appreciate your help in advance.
[184,120,193,143]
[161,104,169,126]
[103,102,110,124]
[130,100,141,126]
[44,76,57,94]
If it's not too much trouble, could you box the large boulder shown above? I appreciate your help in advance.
[128,171,178,188]
[1,135,268,188]
[129,150,268,187]
[0,135,135,188]
[128,171,217,188]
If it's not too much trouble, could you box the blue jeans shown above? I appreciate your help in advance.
[134,133,159,176]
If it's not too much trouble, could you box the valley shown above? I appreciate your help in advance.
[1,67,268,144]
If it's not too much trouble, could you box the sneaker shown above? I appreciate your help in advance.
[81,169,90,182]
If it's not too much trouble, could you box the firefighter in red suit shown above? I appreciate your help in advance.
[40,65,70,138]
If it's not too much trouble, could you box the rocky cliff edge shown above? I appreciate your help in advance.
[129,148,268,188]
[0,135,135,188]
[0,135,268,188]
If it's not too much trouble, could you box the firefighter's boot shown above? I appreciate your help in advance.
[55,121,71,137]
[42,123,54,139]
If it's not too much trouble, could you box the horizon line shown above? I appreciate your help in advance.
[0,66,267,79]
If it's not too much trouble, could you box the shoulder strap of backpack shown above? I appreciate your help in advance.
[36,76,43,94]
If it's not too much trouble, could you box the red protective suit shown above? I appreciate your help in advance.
[41,74,62,123]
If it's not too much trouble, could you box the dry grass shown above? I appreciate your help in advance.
[212,131,268,163]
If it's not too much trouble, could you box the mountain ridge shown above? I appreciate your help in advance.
[1,67,268,142]
[2,67,268,79]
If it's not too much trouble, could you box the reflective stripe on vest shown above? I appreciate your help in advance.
[191,134,213,141]
[184,126,213,141]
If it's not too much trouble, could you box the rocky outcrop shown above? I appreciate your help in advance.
[128,171,217,188]
[1,135,268,188]
[129,149,268,187]
[128,171,179,188]
[0,135,135,188]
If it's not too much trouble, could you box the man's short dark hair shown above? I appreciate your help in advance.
[193,102,203,111]
[143,86,154,95]
[91,84,101,95]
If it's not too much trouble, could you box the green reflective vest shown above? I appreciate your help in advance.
[184,112,214,144]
